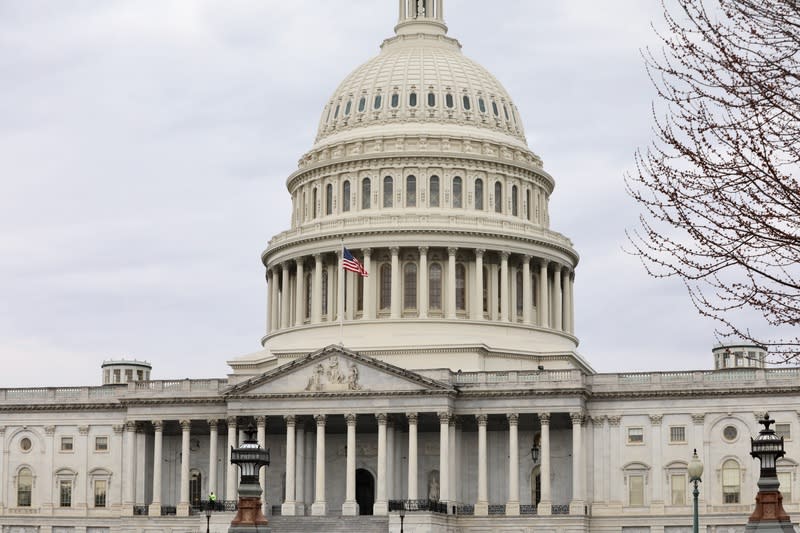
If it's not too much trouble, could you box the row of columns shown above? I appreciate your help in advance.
[267,248,575,334]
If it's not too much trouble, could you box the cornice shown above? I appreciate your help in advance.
[0,403,123,412]
[590,386,800,400]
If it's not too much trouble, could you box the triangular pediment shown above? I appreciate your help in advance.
[225,345,454,396]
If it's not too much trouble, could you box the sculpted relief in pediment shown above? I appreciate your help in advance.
[305,357,361,392]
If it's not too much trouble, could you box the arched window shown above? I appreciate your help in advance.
[503,104,510,120]
[456,263,466,311]
[342,180,351,212]
[312,187,318,219]
[190,470,202,506]
[462,95,471,110]
[429,176,440,207]
[492,100,499,116]
[482,266,489,313]
[358,96,366,113]
[409,92,418,107]
[306,272,313,319]
[478,97,486,114]
[452,177,463,208]
[404,263,417,310]
[383,176,394,208]
[475,178,484,210]
[526,189,531,220]
[494,181,503,213]
[429,263,443,311]
[516,270,523,316]
[406,176,417,207]
[17,467,32,507]
[427,91,436,107]
[445,93,454,108]
[374,94,382,109]
[344,99,352,116]
[380,264,392,310]
[512,185,519,216]
[333,104,339,119]
[722,460,741,503]
[321,271,328,316]
[391,93,399,108]
[362,178,371,209]
[325,184,333,215]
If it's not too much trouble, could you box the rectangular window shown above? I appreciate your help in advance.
[60,480,73,507]
[94,480,107,507]
[629,475,644,506]
[627,427,644,444]
[669,426,686,443]
[61,436,74,451]
[670,474,686,505]
[775,423,791,440]
[95,436,108,452]
[778,472,792,502]
[124,369,133,382]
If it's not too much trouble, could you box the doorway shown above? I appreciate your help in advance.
[356,468,375,515]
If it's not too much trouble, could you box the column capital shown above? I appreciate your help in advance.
[691,413,705,425]
[538,413,550,425]
[649,414,663,426]
[569,412,584,425]
[256,416,267,429]
[113,424,124,435]
[375,413,388,425]
[180,420,192,431]
[418,246,428,255]
[522,254,532,263]
[389,246,400,255]
[507,413,519,425]
[294,257,304,267]
[476,414,488,426]
[406,412,418,424]
[591,415,606,427]
[539,258,550,268]
[313,253,323,262]
[78,425,90,436]
[607,415,622,427]
[438,411,452,424]
[447,247,458,256]
[363,247,372,256]
[475,248,485,257]
[500,250,510,260]
[124,421,137,432]
[345,413,357,425]
[207,419,218,430]
[285,415,297,427]
[226,416,237,427]
[314,414,327,426]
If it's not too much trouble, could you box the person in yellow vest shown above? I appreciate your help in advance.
[208,491,217,511]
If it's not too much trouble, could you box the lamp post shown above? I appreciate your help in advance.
[744,413,793,532]
[687,448,703,533]
[228,424,271,533]
[205,501,212,533]
[399,505,405,533]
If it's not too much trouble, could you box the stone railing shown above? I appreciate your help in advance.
[453,369,585,389]
[589,368,800,393]
[131,379,227,395]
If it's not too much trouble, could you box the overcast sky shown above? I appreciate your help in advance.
[0,0,767,387]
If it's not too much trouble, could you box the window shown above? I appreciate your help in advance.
[305,272,312,319]
[445,93,454,108]
[374,94,382,110]
[342,180,351,212]
[455,263,466,311]
[627,427,644,444]
[478,97,486,113]
[61,437,73,452]
[512,185,518,216]
[776,423,791,440]
[321,270,329,316]
[113,369,120,383]
[494,181,503,213]
[406,176,416,207]
[463,95,471,110]
[136,369,143,380]
[629,475,644,506]
[20,437,32,452]
[427,92,436,107]
[404,263,417,310]
[94,479,107,508]
[475,178,484,210]
[95,436,108,452]
[723,425,738,442]
[189,470,202,506]
[333,104,339,119]
[312,188,318,219]
[452,177,463,208]
[669,426,686,443]
[362,178,371,209]
[60,480,72,507]
[429,263,443,311]
[429,176,440,207]
[383,176,394,208]
[409,92,417,107]
[526,189,532,220]
[516,270,523,316]
[503,104,510,120]
[722,460,740,503]
[391,93,399,108]
[778,471,792,502]
[670,474,686,505]
[344,99,352,116]
[482,266,489,313]
[125,369,132,382]
[358,96,366,112]
[380,264,392,310]
[325,184,333,215]
[492,100,499,116]
[17,467,32,506]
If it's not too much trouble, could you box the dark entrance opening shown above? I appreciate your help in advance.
[356,468,375,515]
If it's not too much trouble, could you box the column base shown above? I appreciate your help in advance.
[505,501,520,516]
[281,501,305,516]
[569,500,586,515]
[176,502,191,516]
[341,500,360,516]
[372,500,388,516]
[474,501,488,516]
[311,501,327,516]
[537,500,552,515]
[148,503,161,516]
[120,504,135,517]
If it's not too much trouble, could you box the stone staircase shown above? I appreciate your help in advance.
[267,515,389,533]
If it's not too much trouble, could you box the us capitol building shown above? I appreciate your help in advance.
[1,2,798,533]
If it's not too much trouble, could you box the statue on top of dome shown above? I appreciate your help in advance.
[416,0,426,18]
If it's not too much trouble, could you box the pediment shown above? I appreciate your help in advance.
[225,345,453,397]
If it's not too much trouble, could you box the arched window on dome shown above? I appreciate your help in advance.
[462,95,471,111]
[445,93,454,109]
[478,97,486,114]
[333,104,340,120]
[516,269,523,318]
[494,181,503,213]
[406,176,417,207]
[380,263,392,311]
[456,263,466,311]
[344,99,352,116]
[429,263,443,311]
[312,187,318,219]
[374,94,383,110]
[404,263,417,311]
[452,177,463,208]
[427,91,436,108]
[362,178,371,209]
[503,104,510,121]
[526,188,531,221]
[358,96,366,113]
[325,184,333,215]
[322,270,329,317]
[429,176,440,207]
[17,467,32,507]
[305,272,313,320]
[383,176,394,208]
[342,180,351,212]
[492,100,499,117]
[409,91,418,107]
[722,459,741,503]
[391,93,399,108]
[512,185,519,216]
[475,178,484,210]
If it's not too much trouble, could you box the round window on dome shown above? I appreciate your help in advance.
[445,93,454,109]
[20,437,32,452]
[463,95,471,111]
[358,97,366,113]
[409,92,417,107]
[723,425,738,442]
[391,93,399,108]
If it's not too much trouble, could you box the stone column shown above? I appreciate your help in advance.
[691,414,706,506]
[342,414,359,515]
[122,421,136,514]
[390,247,401,318]
[448,418,456,506]
[538,261,549,328]
[0,426,4,510]
[650,415,664,511]
[374,413,389,515]
[500,251,510,321]
[608,416,621,505]
[311,415,327,515]
[475,414,488,515]
[363,249,374,319]
[281,416,297,515]
[296,423,306,513]
[256,416,267,514]
[280,263,291,329]
[295,259,305,325]
[208,419,218,498]
[569,273,576,334]
[438,412,450,505]
[553,264,563,331]
[537,413,552,515]
[562,268,571,333]
[178,420,191,516]
[447,247,457,318]
[569,412,585,515]
[418,247,429,318]
[407,413,419,499]
[507,414,520,515]
[149,421,163,515]
[270,268,279,331]
[522,256,532,324]
[591,417,605,504]
[472,249,485,320]
[226,417,238,500]
[312,254,323,323]
[387,419,395,500]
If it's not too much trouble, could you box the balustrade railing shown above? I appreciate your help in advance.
[133,505,149,515]
[487,504,506,515]
[551,504,569,515]
[190,500,238,514]
[520,504,537,515]
[388,499,448,514]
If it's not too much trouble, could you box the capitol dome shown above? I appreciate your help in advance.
[230,0,585,377]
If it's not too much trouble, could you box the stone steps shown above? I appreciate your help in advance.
[267,515,389,533]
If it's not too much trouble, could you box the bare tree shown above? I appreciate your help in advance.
[627,0,800,361]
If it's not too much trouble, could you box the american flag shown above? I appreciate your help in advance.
[342,247,368,276]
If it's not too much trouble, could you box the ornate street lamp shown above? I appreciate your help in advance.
[745,413,793,532]
[228,424,271,533]
[687,449,703,533]
[399,505,406,533]
[205,501,212,533]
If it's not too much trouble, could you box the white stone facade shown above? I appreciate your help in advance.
[1,2,798,533]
